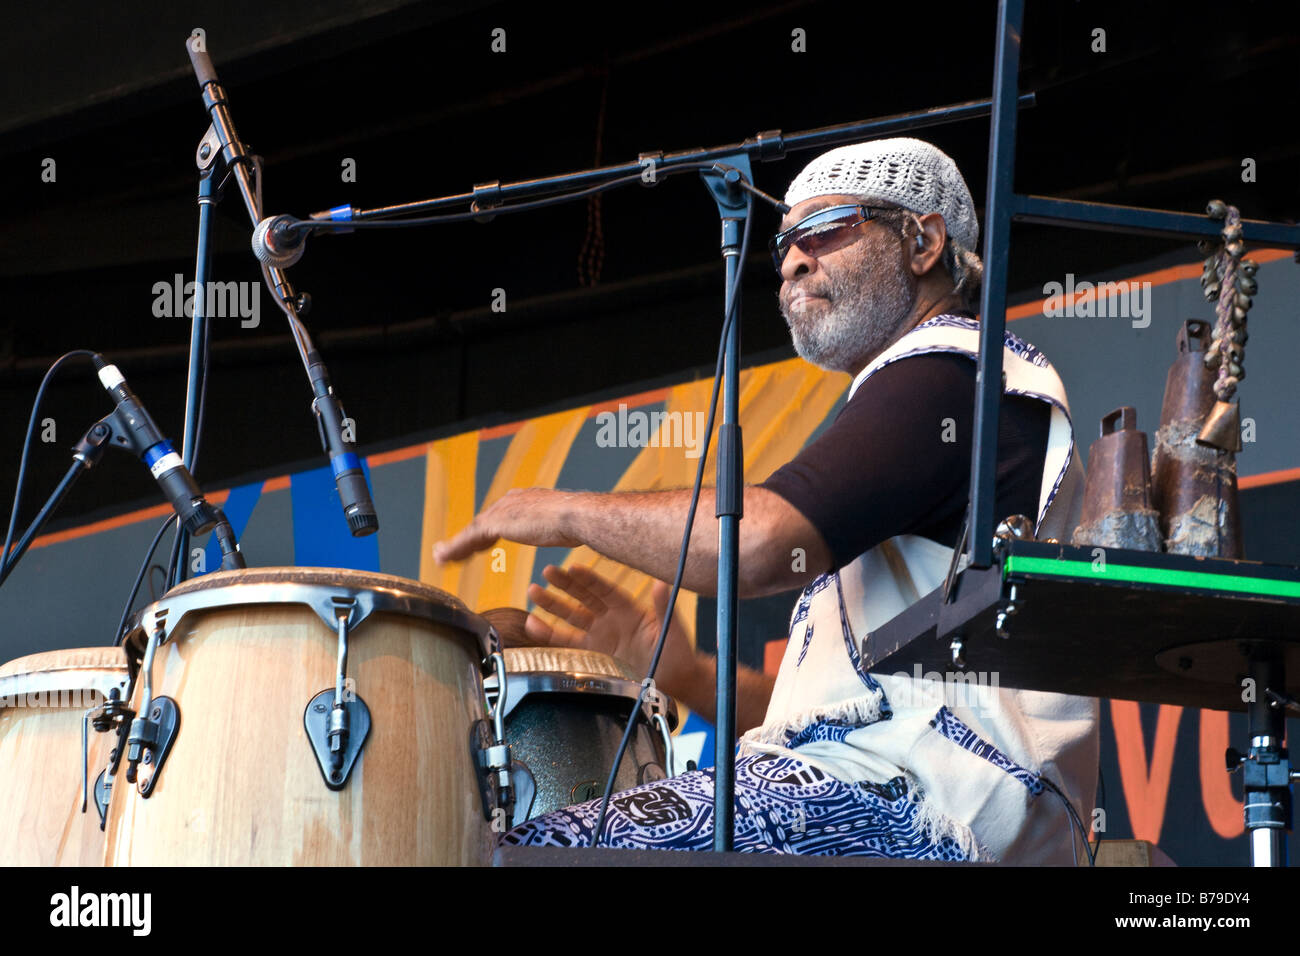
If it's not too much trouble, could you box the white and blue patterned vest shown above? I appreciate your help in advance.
[740,314,1099,864]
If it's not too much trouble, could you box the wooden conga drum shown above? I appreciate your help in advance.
[0,646,128,865]
[105,568,502,866]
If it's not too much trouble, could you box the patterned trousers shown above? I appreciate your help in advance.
[500,751,969,858]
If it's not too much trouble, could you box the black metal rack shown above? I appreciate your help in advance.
[941,1,1300,866]
[968,0,1300,571]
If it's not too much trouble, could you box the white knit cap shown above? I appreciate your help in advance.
[783,137,979,254]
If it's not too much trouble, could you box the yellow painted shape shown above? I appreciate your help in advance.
[419,432,479,595]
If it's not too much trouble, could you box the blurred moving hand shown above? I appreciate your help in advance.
[524,564,705,707]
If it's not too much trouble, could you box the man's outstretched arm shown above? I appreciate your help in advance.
[433,485,831,599]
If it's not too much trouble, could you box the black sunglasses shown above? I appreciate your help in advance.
[769,204,899,276]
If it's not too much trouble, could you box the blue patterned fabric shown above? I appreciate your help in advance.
[500,752,969,859]
[833,574,891,711]
[795,621,815,666]
[911,314,1050,368]
[783,719,856,748]
[929,706,1045,795]
[789,572,834,630]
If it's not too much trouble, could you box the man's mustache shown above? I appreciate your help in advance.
[782,282,832,311]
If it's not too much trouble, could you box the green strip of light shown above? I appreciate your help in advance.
[1005,555,1300,600]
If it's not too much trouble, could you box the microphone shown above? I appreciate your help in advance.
[306,350,379,537]
[92,357,219,538]
[252,215,308,268]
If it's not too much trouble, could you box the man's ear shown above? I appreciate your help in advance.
[910,213,949,277]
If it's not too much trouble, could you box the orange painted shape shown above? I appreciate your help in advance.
[1110,700,1183,845]
[1199,709,1245,839]
[1239,466,1300,489]
[763,639,786,676]
[1004,248,1292,321]
[366,443,428,468]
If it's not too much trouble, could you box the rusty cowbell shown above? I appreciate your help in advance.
[1196,400,1243,453]
[1151,319,1243,557]
[1070,406,1163,551]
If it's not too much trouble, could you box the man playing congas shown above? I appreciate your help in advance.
[435,138,1099,862]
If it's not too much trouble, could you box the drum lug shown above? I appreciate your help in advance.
[303,688,371,790]
[471,720,515,824]
[125,696,180,797]
[302,609,371,790]
[93,768,111,830]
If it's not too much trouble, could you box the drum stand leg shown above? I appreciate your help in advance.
[1232,653,1296,866]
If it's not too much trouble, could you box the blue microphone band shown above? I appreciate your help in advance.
[330,452,363,478]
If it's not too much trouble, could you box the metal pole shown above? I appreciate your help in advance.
[1245,656,1290,866]
[714,221,743,852]
[317,95,1036,224]
[970,0,1025,569]
[701,160,751,853]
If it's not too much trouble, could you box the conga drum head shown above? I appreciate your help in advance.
[109,567,501,866]
[0,646,129,866]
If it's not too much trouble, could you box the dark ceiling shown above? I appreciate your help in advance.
[1,0,1297,530]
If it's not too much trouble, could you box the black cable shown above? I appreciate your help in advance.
[164,311,209,589]
[113,514,178,647]
[164,158,224,592]
[589,192,756,848]
[1040,775,1096,866]
[2,350,100,577]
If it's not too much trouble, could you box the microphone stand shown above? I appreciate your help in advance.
[699,161,750,852]
[308,94,1035,227]
[0,422,112,589]
[0,415,245,591]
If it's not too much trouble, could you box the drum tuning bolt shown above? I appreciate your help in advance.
[474,650,515,822]
[484,651,514,800]
[328,615,351,768]
[123,626,180,797]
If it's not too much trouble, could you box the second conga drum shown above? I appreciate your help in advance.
[105,567,502,866]
[0,646,128,866]
[488,645,678,827]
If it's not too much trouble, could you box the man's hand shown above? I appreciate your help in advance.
[433,488,576,563]
[523,564,704,707]
[523,564,776,731]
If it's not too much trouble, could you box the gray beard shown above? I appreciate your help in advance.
[778,242,919,373]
